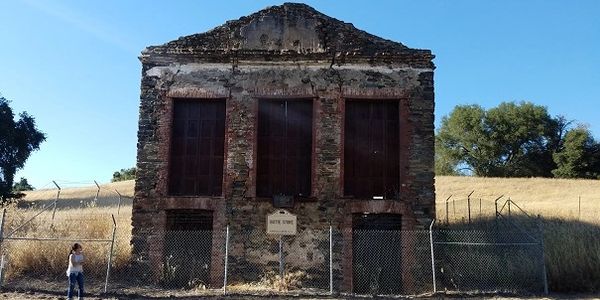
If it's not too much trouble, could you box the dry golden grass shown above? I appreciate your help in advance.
[23,177,600,222]
[435,176,600,222]
[22,180,134,202]
[2,205,132,280]
[228,270,309,292]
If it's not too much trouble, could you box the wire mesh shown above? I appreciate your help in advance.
[225,229,331,295]
[348,229,433,295]
[433,229,545,293]
[0,208,547,297]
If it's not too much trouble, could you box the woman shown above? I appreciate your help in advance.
[66,243,84,300]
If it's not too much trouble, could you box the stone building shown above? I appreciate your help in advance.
[133,3,435,293]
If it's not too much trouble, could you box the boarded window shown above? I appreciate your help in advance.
[257,99,313,198]
[169,99,225,196]
[344,100,400,199]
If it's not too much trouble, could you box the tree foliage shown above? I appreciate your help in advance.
[0,96,46,202]
[436,101,597,178]
[13,177,34,192]
[111,167,136,182]
[552,126,600,179]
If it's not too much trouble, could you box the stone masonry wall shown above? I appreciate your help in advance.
[133,59,434,289]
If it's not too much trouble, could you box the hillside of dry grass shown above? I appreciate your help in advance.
[21,176,600,221]
[436,176,600,222]
[21,180,134,208]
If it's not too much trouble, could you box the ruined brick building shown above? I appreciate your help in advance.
[134,3,435,293]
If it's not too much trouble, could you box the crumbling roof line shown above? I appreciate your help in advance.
[142,2,434,63]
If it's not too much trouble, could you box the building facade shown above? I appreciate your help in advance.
[133,3,435,292]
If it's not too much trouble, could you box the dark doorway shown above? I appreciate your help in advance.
[164,210,213,288]
[257,99,313,198]
[169,99,226,196]
[344,100,399,199]
[352,213,403,294]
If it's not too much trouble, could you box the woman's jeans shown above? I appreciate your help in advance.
[67,272,84,299]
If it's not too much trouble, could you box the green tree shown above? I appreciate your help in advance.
[436,101,561,177]
[111,167,136,182]
[435,133,462,176]
[0,96,46,202]
[552,126,600,179]
[13,177,34,192]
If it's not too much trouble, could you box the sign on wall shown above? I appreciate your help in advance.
[266,209,297,235]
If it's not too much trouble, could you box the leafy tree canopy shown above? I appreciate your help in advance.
[436,101,573,177]
[0,96,46,202]
[111,167,136,182]
[552,126,600,179]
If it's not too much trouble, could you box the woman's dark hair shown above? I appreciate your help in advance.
[69,243,81,255]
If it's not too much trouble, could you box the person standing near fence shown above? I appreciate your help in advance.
[66,243,84,300]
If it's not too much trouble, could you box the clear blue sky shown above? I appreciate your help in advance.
[1,0,599,189]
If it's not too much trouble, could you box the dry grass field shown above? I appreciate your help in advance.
[21,176,600,221]
[436,176,600,222]
[5,176,600,293]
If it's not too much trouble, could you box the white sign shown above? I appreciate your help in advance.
[267,209,297,235]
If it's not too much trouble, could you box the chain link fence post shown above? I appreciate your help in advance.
[0,208,6,288]
[538,217,548,294]
[429,220,436,293]
[223,226,229,295]
[329,226,333,295]
[104,214,117,293]
[115,190,122,215]
[50,181,60,226]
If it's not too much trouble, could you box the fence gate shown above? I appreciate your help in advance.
[352,213,402,294]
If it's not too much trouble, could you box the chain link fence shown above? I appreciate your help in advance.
[0,208,117,295]
[0,207,547,297]
[433,229,546,293]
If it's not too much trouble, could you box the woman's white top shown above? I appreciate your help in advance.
[66,253,84,276]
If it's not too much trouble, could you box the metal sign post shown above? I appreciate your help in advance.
[267,210,296,286]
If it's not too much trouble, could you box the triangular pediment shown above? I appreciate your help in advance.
[145,3,427,57]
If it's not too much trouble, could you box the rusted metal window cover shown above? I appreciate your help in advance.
[257,99,313,198]
[166,209,214,231]
[344,100,400,199]
[169,99,225,196]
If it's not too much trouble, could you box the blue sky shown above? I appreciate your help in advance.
[1,0,599,189]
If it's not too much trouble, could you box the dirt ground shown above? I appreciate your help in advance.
[0,279,597,300]
[0,289,599,300]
